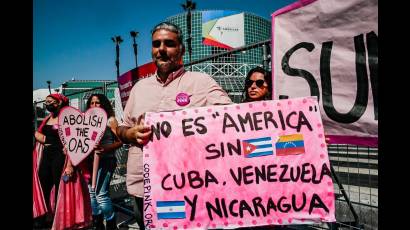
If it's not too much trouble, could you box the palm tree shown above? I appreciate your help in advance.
[181,0,196,70]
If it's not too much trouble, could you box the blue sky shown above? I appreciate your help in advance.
[33,0,296,90]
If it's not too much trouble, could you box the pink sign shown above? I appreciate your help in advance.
[144,97,335,229]
[58,106,108,166]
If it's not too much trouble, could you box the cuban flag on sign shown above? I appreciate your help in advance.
[156,201,186,219]
[242,137,274,158]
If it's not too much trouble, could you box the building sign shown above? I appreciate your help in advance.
[143,97,335,229]
[202,11,245,49]
[271,0,378,147]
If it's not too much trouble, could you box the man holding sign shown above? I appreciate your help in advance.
[144,97,335,229]
[117,22,232,229]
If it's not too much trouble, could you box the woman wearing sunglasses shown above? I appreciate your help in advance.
[242,66,272,102]
[242,68,284,230]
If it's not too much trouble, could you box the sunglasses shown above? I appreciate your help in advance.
[152,39,178,48]
[245,79,266,88]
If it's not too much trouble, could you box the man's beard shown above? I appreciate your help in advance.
[155,58,180,75]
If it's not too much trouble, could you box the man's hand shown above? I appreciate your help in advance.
[127,115,152,145]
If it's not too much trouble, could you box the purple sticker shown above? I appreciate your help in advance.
[176,92,190,106]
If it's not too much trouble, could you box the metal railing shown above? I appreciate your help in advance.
[33,39,377,229]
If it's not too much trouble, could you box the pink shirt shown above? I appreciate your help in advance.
[120,67,232,197]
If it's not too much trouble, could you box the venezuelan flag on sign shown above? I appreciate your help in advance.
[275,134,305,156]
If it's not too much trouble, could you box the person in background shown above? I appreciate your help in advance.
[33,94,73,228]
[242,66,272,102]
[86,93,123,230]
[242,67,297,230]
[242,67,330,230]
[116,21,232,229]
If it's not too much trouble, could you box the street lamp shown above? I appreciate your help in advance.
[111,35,123,78]
[130,31,139,68]
[61,83,68,95]
[182,0,196,71]
[46,80,51,94]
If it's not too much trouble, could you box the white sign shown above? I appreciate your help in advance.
[271,0,378,146]
[202,11,245,49]
[70,98,79,109]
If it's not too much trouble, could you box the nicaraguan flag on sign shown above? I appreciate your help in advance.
[242,137,274,158]
[156,201,186,219]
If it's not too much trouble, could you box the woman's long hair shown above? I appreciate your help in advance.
[241,66,272,102]
[86,93,115,117]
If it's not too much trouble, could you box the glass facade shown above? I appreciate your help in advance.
[166,10,271,103]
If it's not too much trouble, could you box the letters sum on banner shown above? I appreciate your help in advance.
[272,0,378,146]
[281,32,378,123]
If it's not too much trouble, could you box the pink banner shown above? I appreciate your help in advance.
[271,0,378,147]
[117,62,156,108]
[144,97,335,229]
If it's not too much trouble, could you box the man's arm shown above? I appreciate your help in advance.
[117,126,133,144]
[205,76,233,105]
